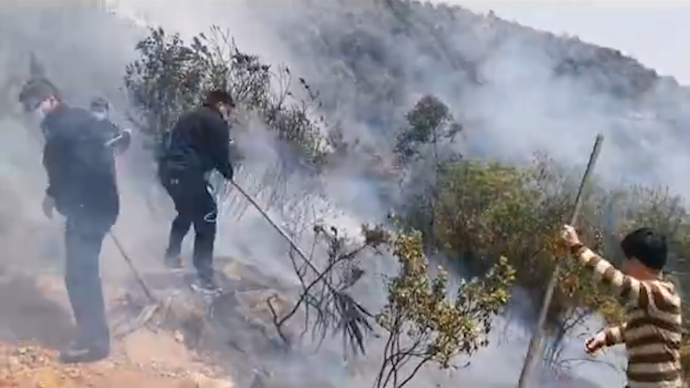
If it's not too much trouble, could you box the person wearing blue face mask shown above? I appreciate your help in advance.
[18,78,118,364]
[89,96,131,155]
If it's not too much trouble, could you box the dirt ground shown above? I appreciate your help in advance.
[0,274,235,388]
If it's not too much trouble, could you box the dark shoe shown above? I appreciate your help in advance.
[59,341,110,364]
[190,276,221,295]
[164,255,183,270]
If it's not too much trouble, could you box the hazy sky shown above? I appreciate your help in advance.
[432,1,690,85]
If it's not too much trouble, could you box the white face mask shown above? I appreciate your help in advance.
[31,97,52,122]
[218,104,233,122]
[33,107,46,122]
[92,111,107,121]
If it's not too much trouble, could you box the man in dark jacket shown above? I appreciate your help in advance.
[19,79,118,363]
[158,90,235,293]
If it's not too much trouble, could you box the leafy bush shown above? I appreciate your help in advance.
[260,223,513,388]
[430,156,690,329]
[391,94,690,373]
[375,230,514,388]
[123,26,329,167]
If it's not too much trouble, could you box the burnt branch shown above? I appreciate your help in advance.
[267,224,389,356]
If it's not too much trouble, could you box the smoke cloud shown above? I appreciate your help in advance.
[1,1,683,387]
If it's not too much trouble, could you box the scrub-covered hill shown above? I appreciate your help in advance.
[1,1,690,388]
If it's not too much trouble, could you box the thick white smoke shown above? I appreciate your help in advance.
[3,1,685,387]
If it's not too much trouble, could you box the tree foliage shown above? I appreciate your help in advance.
[391,94,463,248]
[123,26,329,167]
[264,221,516,388]
[389,93,690,375]
[375,230,514,388]
[398,147,690,373]
[394,94,461,166]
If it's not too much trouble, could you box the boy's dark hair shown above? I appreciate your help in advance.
[620,227,668,271]
[203,89,235,109]
[18,78,61,112]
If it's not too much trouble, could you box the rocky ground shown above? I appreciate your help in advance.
[0,339,226,388]
[0,257,296,388]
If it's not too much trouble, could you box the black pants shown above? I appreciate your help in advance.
[161,172,217,281]
[64,214,110,347]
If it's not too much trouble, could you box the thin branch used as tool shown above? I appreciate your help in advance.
[231,180,373,354]
[516,134,605,388]
[109,231,156,303]
[229,180,328,285]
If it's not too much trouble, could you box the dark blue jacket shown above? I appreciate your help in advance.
[158,105,234,180]
[94,119,131,154]
[41,104,119,226]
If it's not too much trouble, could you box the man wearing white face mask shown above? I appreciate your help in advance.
[89,96,131,155]
[157,89,235,294]
[18,78,118,364]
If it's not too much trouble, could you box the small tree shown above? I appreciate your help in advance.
[393,95,462,246]
[374,230,515,388]
[393,94,462,166]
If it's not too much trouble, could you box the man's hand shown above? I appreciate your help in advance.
[42,195,55,219]
[584,331,607,355]
[561,224,582,247]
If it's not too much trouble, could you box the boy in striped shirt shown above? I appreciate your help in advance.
[561,225,683,388]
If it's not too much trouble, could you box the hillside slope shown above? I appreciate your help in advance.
[254,0,681,120]
[0,274,233,388]
[1,1,689,388]
[3,0,689,185]
[245,0,690,191]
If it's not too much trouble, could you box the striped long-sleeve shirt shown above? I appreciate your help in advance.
[574,245,683,388]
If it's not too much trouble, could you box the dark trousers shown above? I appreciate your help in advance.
[64,215,110,347]
[161,172,217,281]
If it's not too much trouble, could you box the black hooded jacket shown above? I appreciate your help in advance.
[41,104,119,225]
[158,105,234,180]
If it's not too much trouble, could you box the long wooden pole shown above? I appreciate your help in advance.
[516,133,605,388]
